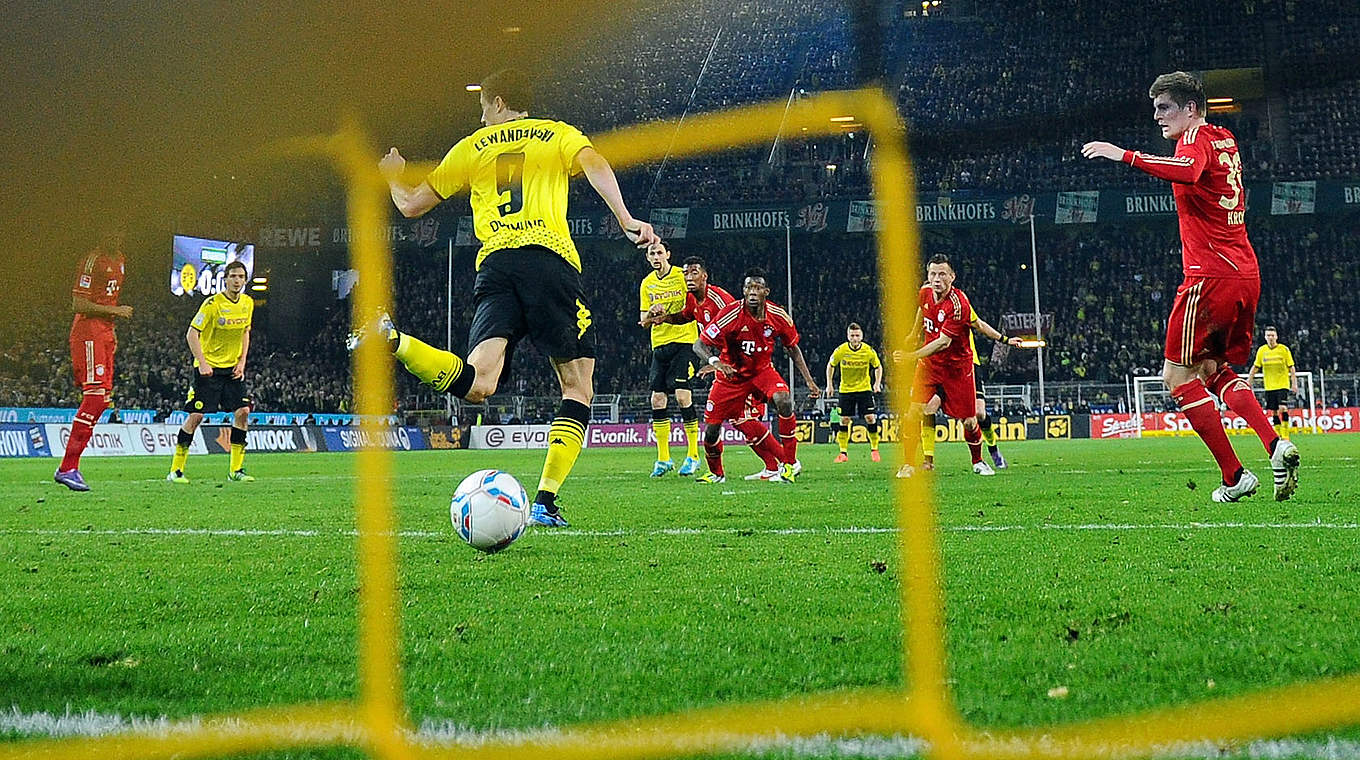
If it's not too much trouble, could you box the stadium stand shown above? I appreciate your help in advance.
[3,0,1357,418]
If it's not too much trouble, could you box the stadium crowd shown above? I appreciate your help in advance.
[541,0,1359,205]
[3,216,1355,419]
[4,0,1358,419]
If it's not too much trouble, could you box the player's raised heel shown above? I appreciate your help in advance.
[650,459,674,478]
[529,502,570,527]
[54,469,90,492]
[677,457,700,477]
[166,470,190,484]
[1270,439,1300,501]
[1211,468,1259,503]
[990,449,1007,469]
[870,450,881,462]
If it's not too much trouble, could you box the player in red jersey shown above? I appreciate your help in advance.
[897,254,1015,479]
[1083,71,1298,502]
[56,230,133,491]
[692,268,821,483]
[642,256,786,480]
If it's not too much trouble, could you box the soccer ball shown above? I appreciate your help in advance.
[450,469,530,553]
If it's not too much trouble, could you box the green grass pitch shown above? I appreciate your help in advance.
[3,435,1358,757]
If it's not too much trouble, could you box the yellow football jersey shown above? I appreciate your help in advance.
[426,118,593,272]
[189,292,254,369]
[639,265,696,348]
[829,341,881,394]
[1253,343,1294,391]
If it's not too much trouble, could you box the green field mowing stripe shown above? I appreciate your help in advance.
[2,436,1357,743]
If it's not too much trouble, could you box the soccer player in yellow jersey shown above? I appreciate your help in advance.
[825,323,883,463]
[638,242,701,477]
[353,68,658,528]
[1247,326,1298,440]
[915,306,1020,472]
[168,261,255,483]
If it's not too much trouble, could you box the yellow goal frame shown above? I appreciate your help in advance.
[8,87,1360,760]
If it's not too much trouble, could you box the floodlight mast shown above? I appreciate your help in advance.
[1029,212,1045,413]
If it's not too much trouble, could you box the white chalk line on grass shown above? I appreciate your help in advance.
[3,521,1359,541]
[3,707,1358,759]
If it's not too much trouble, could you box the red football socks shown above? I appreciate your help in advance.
[60,392,106,471]
[1172,378,1242,483]
[776,414,798,464]
[703,440,725,477]
[964,421,983,464]
[1208,367,1279,454]
[735,419,782,471]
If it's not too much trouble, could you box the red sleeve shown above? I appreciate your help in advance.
[701,308,731,347]
[779,314,800,348]
[71,252,99,299]
[1123,131,1207,184]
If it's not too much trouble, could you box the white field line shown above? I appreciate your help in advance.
[2,521,1359,541]
[12,461,1331,486]
[3,708,1359,759]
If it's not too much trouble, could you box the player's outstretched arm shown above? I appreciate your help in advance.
[576,147,657,247]
[1082,140,1204,184]
[972,315,1025,347]
[380,148,442,218]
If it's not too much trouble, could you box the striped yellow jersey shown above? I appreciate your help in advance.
[1253,343,1294,391]
[639,266,697,348]
[829,341,881,394]
[189,293,254,369]
[426,118,593,272]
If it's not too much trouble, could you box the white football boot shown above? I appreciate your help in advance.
[972,461,996,476]
[1270,439,1300,501]
[1211,468,1259,503]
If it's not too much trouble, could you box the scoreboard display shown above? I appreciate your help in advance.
[170,235,255,297]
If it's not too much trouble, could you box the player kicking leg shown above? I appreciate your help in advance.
[362,69,658,527]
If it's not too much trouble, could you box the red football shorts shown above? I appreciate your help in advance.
[705,367,788,425]
[70,328,117,393]
[1164,276,1260,368]
[912,360,976,420]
